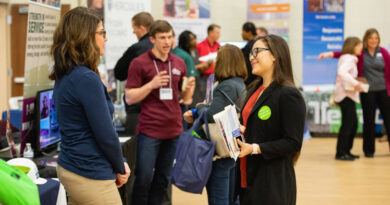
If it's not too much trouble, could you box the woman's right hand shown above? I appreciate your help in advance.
[183,110,195,124]
[318,52,334,61]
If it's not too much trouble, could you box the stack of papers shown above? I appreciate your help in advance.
[213,105,243,160]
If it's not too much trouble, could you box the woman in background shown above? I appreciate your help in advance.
[319,28,390,158]
[183,44,247,205]
[237,35,305,205]
[50,7,130,204]
[179,30,213,106]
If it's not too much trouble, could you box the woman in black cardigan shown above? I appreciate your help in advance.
[237,35,306,205]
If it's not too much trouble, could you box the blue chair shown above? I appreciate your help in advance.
[1,110,22,131]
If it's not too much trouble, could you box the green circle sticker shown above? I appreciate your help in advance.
[258,105,271,120]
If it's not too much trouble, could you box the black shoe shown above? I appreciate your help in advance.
[365,153,374,158]
[348,153,360,159]
[335,154,355,161]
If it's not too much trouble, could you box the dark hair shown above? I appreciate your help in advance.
[362,28,380,49]
[243,22,256,36]
[49,7,102,81]
[207,24,220,34]
[257,27,268,35]
[149,20,173,38]
[248,35,295,92]
[341,37,361,55]
[178,30,196,54]
[214,44,247,82]
[132,12,154,31]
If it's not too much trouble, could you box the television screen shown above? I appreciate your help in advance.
[37,89,60,150]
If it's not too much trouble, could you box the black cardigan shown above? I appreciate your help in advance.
[241,81,306,205]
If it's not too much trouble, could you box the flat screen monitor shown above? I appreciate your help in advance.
[36,89,60,152]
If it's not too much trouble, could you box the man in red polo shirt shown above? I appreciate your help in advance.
[197,24,221,101]
[125,20,194,205]
[197,24,221,75]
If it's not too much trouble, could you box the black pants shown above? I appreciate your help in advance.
[361,90,390,155]
[336,97,357,156]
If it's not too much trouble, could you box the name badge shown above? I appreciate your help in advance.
[376,53,383,59]
[160,88,173,100]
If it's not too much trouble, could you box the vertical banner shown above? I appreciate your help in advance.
[21,1,61,148]
[302,0,345,85]
[247,0,290,42]
[104,0,151,92]
[163,0,211,44]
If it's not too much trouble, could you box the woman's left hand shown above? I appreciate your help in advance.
[116,162,131,188]
[237,139,253,158]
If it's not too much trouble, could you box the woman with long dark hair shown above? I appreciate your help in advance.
[237,35,305,205]
[50,7,130,204]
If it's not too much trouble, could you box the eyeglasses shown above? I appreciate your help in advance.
[250,47,270,58]
[96,30,106,38]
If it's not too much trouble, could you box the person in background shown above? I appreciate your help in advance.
[178,30,212,107]
[125,20,194,205]
[50,7,130,204]
[114,12,154,135]
[318,28,390,158]
[197,24,221,104]
[256,26,268,37]
[172,31,196,128]
[333,37,363,161]
[241,22,258,86]
[237,35,305,204]
[183,44,247,205]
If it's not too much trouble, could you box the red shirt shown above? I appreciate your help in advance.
[240,85,265,188]
[125,49,187,139]
[197,38,220,75]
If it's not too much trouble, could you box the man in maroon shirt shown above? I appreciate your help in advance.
[125,20,194,205]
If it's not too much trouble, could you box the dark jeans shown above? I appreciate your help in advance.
[361,90,390,155]
[336,97,357,156]
[131,133,178,205]
[206,158,236,205]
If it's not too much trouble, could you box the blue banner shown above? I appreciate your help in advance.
[302,0,345,85]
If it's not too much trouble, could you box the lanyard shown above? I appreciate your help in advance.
[153,60,172,88]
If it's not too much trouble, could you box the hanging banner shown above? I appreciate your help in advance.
[302,0,345,85]
[163,0,210,44]
[21,1,61,149]
[104,0,151,70]
[247,0,290,42]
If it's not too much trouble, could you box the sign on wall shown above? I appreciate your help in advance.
[163,0,211,44]
[247,0,291,42]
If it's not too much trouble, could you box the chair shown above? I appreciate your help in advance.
[1,110,22,131]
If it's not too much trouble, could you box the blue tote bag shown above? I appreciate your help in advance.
[171,111,216,194]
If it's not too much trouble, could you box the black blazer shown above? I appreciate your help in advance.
[241,81,306,205]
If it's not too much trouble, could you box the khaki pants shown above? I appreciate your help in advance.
[57,165,122,205]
